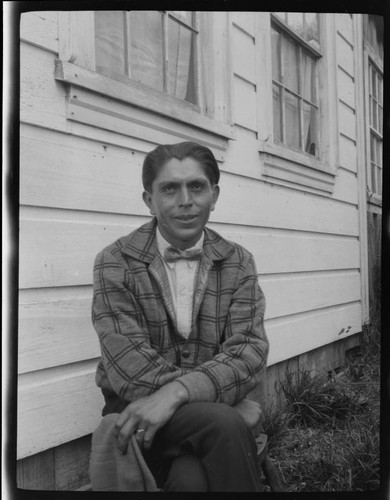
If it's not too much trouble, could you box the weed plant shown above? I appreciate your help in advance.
[265,316,380,492]
[278,367,367,428]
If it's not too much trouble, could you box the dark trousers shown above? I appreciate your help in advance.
[143,402,263,492]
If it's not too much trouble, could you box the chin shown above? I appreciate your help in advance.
[173,229,202,246]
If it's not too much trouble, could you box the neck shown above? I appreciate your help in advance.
[156,226,204,251]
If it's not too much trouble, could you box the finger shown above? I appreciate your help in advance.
[142,426,157,451]
[115,405,134,436]
[116,416,138,454]
[134,427,147,447]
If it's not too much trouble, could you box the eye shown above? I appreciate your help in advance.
[162,184,177,193]
[190,182,205,191]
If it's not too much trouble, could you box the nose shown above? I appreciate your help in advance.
[178,186,193,206]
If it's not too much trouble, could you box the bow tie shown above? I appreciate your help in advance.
[164,246,203,263]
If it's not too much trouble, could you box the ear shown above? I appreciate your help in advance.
[142,191,155,215]
[210,185,220,212]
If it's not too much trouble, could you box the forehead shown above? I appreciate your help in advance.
[153,157,209,185]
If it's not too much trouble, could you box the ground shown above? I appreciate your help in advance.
[264,323,381,492]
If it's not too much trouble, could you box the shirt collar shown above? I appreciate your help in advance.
[119,217,236,264]
[156,227,204,269]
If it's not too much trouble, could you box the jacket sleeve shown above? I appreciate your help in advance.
[92,248,187,403]
[175,251,269,406]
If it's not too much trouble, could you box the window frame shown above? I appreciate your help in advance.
[363,20,383,207]
[257,13,339,194]
[55,11,234,142]
[94,11,201,107]
[271,15,321,157]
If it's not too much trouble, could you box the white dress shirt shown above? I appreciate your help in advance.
[156,227,203,339]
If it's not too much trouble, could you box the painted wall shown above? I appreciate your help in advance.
[18,11,367,459]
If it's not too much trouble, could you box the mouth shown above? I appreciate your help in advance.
[175,215,198,221]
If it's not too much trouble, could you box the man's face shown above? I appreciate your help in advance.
[142,157,220,249]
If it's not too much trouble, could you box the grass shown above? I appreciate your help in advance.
[262,316,381,492]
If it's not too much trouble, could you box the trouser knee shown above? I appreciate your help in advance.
[209,404,247,432]
[191,403,252,452]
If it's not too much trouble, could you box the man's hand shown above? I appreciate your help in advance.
[234,399,263,437]
[115,381,189,454]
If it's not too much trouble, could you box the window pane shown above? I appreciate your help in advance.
[370,134,376,163]
[277,12,320,50]
[302,52,316,102]
[273,84,283,143]
[303,102,317,155]
[184,33,197,105]
[129,11,164,92]
[378,75,383,105]
[369,65,373,94]
[376,139,382,167]
[283,36,299,94]
[95,12,126,74]
[379,105,383,135]
[369,96,373,128]
[285,91,300,149]
[372,101,378,131]
[304,13,319,48]
[371,67,377,98]
[271,28,282,82]
[287,13,304,35]
[377,166,382,195]
[168,18,196,102]
[365,15,384,60]
[371,162,376,192]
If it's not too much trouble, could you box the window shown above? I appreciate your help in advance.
[258,13,338,195]
[94,11,199,106]
[364,15,383,202]
[55,11,234,145]
[368,61,383,197]
[271,13,320,157]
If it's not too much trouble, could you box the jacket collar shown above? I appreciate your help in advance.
[120,218,235,263]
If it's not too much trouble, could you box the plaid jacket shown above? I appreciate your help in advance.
[92,218,269,415]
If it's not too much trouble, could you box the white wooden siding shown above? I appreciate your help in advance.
[266,302,361,365]
[20,11,59,53]
[19,287,98,374]
[339,134,358,173]
[231,12,255,37]
[233,77,258,131]
[232,25,256,84]
[20,129,359,235]
[18,12,365,458]
[17,362,102,458]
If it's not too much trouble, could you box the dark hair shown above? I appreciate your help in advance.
[142,142,220,192]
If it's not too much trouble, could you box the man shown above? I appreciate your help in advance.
[91,141,269,491]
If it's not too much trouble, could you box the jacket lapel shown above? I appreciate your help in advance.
[119,218,236,333]
[148,255,177,328]
[191,254,213,327]
[192,227,236,327]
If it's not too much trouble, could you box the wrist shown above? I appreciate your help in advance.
[165,381,189,407]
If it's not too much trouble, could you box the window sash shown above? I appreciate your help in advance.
[368,60,383,136]
[367,62,383,197]
[271,22,320,156]
[94,11,199,105]
[272,13,322,56]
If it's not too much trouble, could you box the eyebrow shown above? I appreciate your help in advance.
[157,177,208,188]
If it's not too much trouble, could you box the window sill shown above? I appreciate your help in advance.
[259,142,336,194]
[367,193,382,211]
[54,59,235,143]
